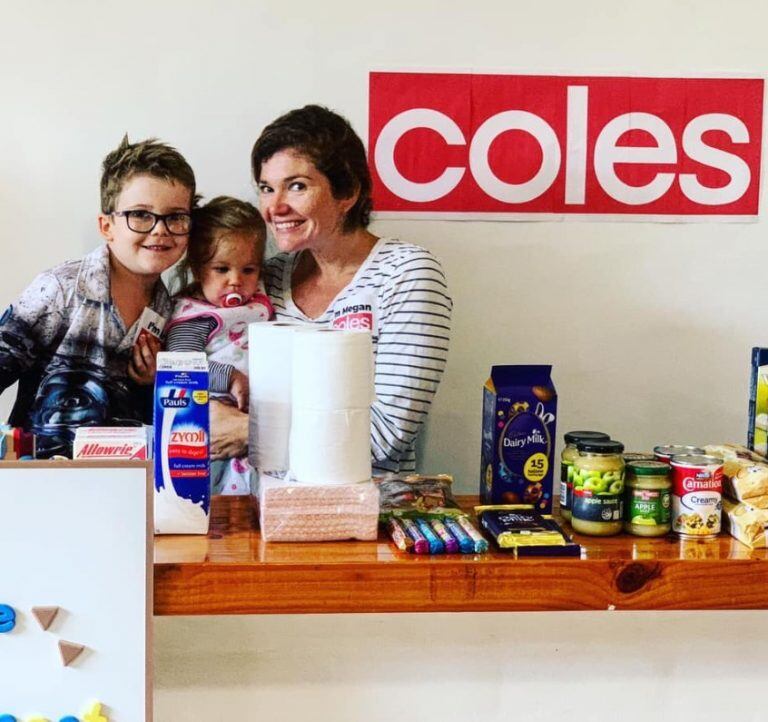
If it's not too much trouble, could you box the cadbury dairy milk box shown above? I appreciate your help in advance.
[154,352,211,534]
[480,365,557,512]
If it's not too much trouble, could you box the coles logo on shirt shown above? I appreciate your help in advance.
[331,293,378,334]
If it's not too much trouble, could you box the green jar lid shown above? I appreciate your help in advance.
[622,452,656,462]
[627,460,671,476]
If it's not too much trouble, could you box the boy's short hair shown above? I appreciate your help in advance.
[100,135,196,213]
[178,196,267,293]
[251,105,372,232]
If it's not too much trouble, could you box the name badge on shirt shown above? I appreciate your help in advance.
[331,292,378,336]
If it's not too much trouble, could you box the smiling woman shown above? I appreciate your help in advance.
[256,105,453,473]
[209,106,452,473]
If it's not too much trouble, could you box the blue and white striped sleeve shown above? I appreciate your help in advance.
[370,249,452,467]
[165,317,233,393]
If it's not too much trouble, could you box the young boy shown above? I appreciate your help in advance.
[0,136,195,458]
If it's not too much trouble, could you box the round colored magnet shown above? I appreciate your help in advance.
[0,605,16,633]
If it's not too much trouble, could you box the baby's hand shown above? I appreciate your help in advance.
[229,370,249,411]
[128,333,161,386]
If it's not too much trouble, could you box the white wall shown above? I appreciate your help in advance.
[4,4,768,719]
[156,612,768,722]
[3,0,767,493]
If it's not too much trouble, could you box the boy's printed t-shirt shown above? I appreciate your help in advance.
[0,245,172,457]
[264,237,452,475]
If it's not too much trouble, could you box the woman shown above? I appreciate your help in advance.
[212,105,451,474]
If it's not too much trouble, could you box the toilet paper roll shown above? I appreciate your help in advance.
[289,407,372,485]
[292,329,374,411]
[248,323,299,473]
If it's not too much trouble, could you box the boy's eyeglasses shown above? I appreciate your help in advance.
[113,210,192,235]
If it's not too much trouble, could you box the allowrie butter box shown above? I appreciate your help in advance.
[480,365,557,513]
[73,426,150,460]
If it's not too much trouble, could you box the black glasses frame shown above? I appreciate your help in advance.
[113,210,192,235]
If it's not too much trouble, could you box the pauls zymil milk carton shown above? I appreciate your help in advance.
[480,365,557,512]
[154,352,211,534]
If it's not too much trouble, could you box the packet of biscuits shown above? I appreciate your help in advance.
[704,444,768,508]
[704,443,767,464]
[722,497,768,549]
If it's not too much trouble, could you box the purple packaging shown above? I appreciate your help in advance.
[153,352,211,534]
[480,365,557,512]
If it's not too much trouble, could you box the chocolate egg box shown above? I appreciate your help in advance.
[479,365,557,513]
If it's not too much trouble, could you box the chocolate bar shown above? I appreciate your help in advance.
[475,505,581,557]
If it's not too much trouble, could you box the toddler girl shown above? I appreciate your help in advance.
[166,196,273,494]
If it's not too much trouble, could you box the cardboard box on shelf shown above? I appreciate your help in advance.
[479,365,557,513]
[73,426,150,460]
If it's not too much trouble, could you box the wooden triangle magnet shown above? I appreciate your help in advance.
[58,639,85,666]
[32,605,60,631]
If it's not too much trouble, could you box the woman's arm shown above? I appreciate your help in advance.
[209,400,249,460]
[370,248,452,471]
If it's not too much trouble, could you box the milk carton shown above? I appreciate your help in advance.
[154,352,211,534]
[480,365,558,512]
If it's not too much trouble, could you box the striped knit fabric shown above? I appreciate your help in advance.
[264,237,452,474]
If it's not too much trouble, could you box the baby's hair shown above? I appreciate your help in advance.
[100,134,196,213]
[176,196,266,295]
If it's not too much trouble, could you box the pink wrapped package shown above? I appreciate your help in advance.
[259,476,380,542]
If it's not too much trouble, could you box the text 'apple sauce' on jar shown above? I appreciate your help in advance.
[624,460,672,537]
[560,431,611,522]
[571,439,625,536]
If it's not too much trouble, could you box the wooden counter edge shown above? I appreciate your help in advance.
[153,556,768,615]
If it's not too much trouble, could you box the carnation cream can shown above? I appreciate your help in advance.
[670,454,723,539]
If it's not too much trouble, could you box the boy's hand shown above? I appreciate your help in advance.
[229,370,249,411]
[128,333,161,386]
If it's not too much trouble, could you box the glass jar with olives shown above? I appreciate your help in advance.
[571,439,625,536]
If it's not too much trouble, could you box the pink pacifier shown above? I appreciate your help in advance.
[223,292,244,307]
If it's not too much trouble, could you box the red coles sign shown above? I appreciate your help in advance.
[368,72,764,218]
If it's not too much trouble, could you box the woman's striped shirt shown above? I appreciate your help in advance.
[263,237,452,474]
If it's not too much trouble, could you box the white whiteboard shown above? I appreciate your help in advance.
[0,461,151,721]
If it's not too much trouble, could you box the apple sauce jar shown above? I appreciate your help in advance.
[571,439,625,536]
[560,431,611,521]
[624,460,672,537]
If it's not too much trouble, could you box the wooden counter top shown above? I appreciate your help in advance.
[154,495,768,615]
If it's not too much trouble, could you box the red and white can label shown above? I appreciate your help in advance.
[671,458,723,536]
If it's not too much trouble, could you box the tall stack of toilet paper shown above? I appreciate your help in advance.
[248,324,379,541]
